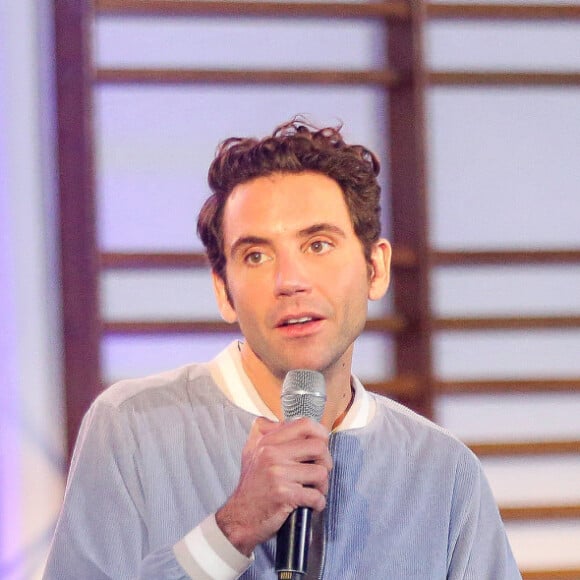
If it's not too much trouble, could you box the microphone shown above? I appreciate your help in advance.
[275,370,326,580]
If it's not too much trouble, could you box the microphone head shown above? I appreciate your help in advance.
[281,370,326,422]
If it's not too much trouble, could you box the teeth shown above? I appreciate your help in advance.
[286,317,312,325]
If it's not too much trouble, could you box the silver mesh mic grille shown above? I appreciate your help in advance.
[281,370,326,422]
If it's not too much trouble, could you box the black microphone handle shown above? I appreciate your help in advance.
[275,506,312,579]
[276,370,325,579]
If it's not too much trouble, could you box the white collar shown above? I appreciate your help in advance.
[207,341,375,432]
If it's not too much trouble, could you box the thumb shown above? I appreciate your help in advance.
[246,416,280,447]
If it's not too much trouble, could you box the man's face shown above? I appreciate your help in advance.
[212,171,391,381]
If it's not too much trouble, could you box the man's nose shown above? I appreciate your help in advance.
[274,251,312,297]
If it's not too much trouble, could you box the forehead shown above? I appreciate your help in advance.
[222,171,352,241]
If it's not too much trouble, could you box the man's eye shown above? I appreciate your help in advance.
[309,240,332,254]
[245,251,266,265]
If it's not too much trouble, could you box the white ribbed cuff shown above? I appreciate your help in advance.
[173,514,252,580]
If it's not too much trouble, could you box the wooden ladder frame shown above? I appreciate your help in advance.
[53,2,580,577]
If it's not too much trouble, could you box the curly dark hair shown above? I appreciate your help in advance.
[197,118,382,282]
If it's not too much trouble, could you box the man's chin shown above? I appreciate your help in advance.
[276,352,332,375]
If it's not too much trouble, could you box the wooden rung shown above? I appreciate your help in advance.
[103,316,407,335]
[437,378,580,394]
[101,252,208,269]
[430,71,580,86]
[95,0,411,20]
[366,376,422,398]
[99,247,419,270]
[469,440,580,456]
[522,569,580,580]
[435,315,580,331]
[433,249,580,266]
[363,317,408,333]
[391,246,419,269]
[428,3,580,21]
[501,504,580,521]
[95,68,403,87]
[104,320,238,334]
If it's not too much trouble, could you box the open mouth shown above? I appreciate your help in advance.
[279,316,321,327]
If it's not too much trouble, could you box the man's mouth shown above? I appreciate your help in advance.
[282,317,314,326]
[278,315,321,327]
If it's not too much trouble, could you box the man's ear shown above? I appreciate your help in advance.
[211,270,238,323]
[368,238,391,301]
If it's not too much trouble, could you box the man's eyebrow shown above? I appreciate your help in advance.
[229,235,270,258]
[298,223,347,239]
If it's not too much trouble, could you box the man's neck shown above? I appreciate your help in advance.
[209,341,375,431]
[239,343,354,431]
[241,343,354,430]
[327,383,355,431]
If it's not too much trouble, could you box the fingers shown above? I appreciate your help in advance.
[298,483,328,513]
[249,416,333,471]
[264,436,333,474]
[281,461,331,500]
[252,415,330,442]
[217,416,332,554]
[247,417,332,507]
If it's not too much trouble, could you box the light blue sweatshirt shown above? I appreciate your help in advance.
[44,347,521,579]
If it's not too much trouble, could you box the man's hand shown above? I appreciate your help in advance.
[215,416,332,557]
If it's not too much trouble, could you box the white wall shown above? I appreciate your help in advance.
[0,2,65,579]
[426,13,580,568]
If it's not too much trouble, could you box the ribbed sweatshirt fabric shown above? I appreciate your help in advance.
[43,360,521,579]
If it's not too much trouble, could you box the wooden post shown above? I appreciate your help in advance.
[53,0,102,460]
[387,0,434,417]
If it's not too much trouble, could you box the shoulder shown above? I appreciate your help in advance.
[94,362,213,409]
[72,362,234,457]
[369,392,479,468]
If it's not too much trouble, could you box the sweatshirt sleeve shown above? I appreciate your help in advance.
[446,449,522,580]
[43,397,251,580]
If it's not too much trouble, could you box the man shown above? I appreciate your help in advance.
[44,119,521,579]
